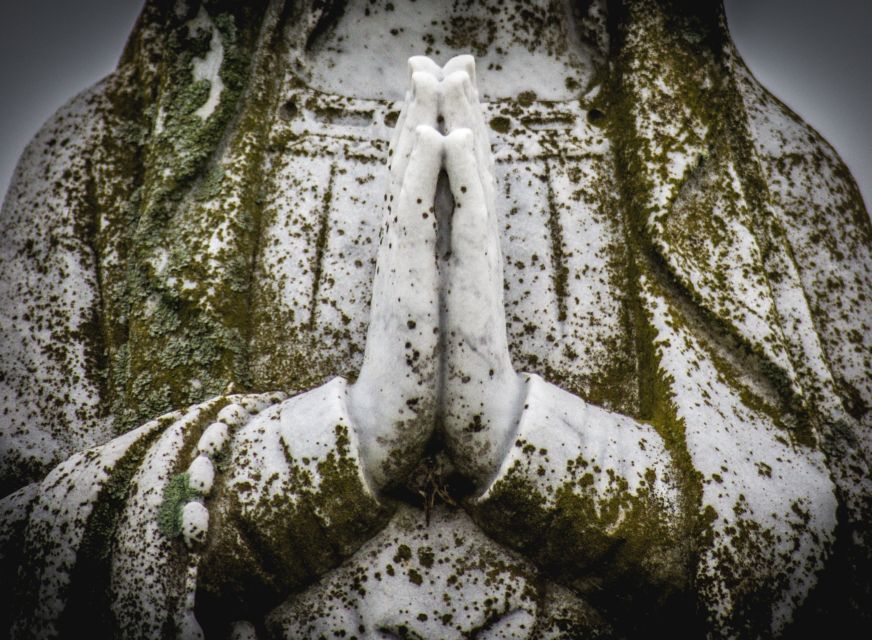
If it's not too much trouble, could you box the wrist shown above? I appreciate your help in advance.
[444,371,528,489]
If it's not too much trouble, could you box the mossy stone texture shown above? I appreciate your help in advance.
[1,0,870,637]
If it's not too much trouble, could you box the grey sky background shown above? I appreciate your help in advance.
[1,0,870,210]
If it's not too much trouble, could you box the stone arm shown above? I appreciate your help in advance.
[471,374,685,611]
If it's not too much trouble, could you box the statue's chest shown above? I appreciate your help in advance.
[252,85,638,413]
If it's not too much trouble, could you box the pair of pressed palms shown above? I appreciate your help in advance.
[349,54,527,492]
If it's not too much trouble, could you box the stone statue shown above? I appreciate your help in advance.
[1,1,870,638]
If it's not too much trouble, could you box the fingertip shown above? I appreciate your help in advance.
[443,70,474,103]
[408,56,442,82]
[410,71,437,97]
[444,54,476,87]
[414,125,446,155]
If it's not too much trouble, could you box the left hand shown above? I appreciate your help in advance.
[438,60,526,487]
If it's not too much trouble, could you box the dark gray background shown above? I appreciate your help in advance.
[1,0,870,210]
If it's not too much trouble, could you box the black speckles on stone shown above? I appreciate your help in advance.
[466,415,484,433]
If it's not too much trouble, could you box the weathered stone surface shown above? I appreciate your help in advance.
[1,1,870,637]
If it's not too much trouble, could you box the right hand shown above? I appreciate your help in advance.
[347,68,444,492]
